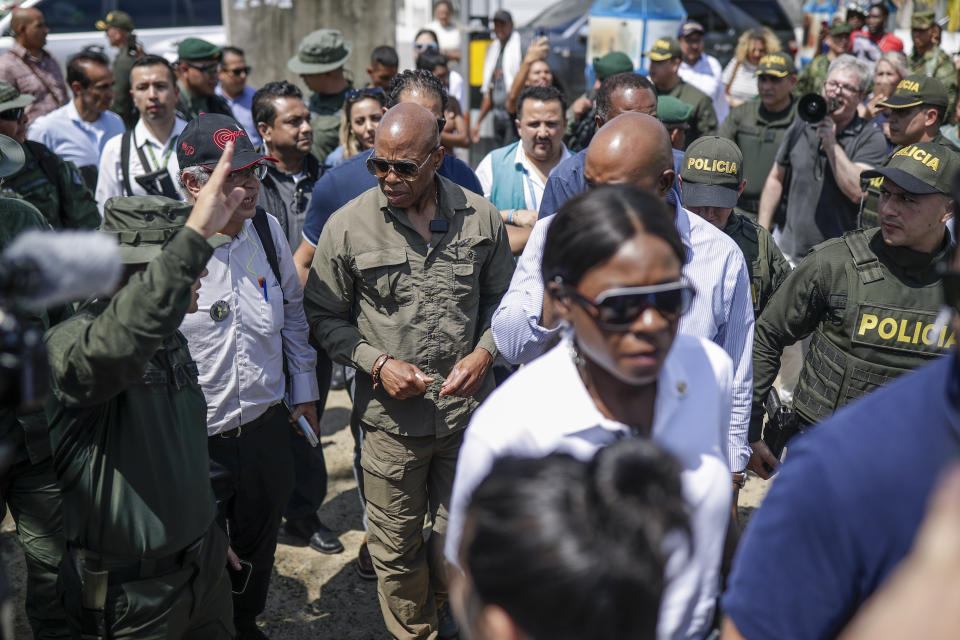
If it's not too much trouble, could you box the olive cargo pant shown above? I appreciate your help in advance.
[1,455,69,639]
[58,524,234,638]
[361,426,463,640]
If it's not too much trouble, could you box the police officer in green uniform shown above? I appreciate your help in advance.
[719,52,798,221]
[658,94,693,150]
[860,74,959,228]
[564,51,634,152]
[0,134,70,639]
[174,38,234,122]
[96,11,141,128]
[0,81,101,230]
[288,29,353,164]
[680,136,791,318]
[794,22,853,97]
[44,145,246,638]
[646,37,717,147]
[750,141,959,470]
[909,11,957,116]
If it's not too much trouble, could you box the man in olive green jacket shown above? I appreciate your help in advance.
[45,143,246,639]
[305,103,515,640]
[647,37,717,148]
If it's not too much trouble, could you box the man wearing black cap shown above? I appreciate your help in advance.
[175,38,234,122]
[472,9,522,146]
[723,141,960,640]
[177,114,320,639]
[861,74,959,228]
[677,19,729,122]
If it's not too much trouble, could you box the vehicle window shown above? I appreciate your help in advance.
[681,0,729,32]
[40,0,222,32]
[729,0,792,31]
[527,0,594,30]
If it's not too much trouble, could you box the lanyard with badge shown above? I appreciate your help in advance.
[521,165,539,212]
[132,129,179,198]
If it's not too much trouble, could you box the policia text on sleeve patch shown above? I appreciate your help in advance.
[853,303,955,355]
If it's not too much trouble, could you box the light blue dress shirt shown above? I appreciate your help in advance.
[28,100,124,169]
[216,84,262,147]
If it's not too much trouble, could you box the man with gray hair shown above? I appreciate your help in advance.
[757,54,886,264]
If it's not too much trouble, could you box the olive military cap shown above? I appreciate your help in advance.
[681,136,744,208]
[756,52,797,77]
[100,196,193,264]
[878,74,949,110]
[658,95,693,125]
[861,141,960,195]
[593,51,633,80]
[95,10,134,32]
[287,29,352,75]
[178,37,221,62]
[911,11,936,30]
[0,134,25,178]
[647,38,682,62]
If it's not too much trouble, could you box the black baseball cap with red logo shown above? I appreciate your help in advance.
[176,113,275,172]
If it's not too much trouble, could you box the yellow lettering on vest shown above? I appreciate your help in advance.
[913,321,923,344]
[922,323,937,345]
[858,314,879,335]
[897,319,912,343]
[878,318,897,340]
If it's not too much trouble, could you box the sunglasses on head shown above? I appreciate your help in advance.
[186,61,219,75]
[224,66,251,76]
[366,146,439,181]
[414,42,439,51]
[559,279,696,330]
[0,107,24,121]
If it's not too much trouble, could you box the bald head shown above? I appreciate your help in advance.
[376,102,440,157]
[585,113,675,199]
[12,8,47,51]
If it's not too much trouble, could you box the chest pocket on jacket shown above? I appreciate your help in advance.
[450,236,491,305]
[355,248,413,308]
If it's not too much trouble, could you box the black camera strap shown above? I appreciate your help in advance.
[121,129,179,199]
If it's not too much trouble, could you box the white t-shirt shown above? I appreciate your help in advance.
[424,19,462,53]
[446,334,734,640]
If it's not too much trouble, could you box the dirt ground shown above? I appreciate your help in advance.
[0,390,772,639]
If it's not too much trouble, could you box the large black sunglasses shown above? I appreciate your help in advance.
[0,107,24,121]
[185,61,219,75]
[562,279,696,330]
[366,146,440,181]
[224,66,251,77]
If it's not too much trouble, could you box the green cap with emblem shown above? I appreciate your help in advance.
[756,52,796,77]
[95,10,134,32]
[647,38,682,62]
[288,29,352,75]
[680,136,743,208]
[911,10,936,30]
[828,21,854,36]
[877,74,948,109]
[658,95,692,126]
[593,51,634,80]
[861,141,960,195]
[0,134,25,178]
[100,196,194,264]
[178,37,221,62]
[0,80,35,113]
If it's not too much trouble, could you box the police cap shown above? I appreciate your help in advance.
[593,52,634,80]
[861,141,960,195]
[877,74,949,110]
[680,136,743,208]
[657,95,693,126]
[647,38,682,62]
[756,52,797,77]
[178,37,221,62]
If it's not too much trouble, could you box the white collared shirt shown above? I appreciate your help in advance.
[179,212,319,435]
[445,334,733,640]
[28,100,124,169]
[490,201,755,471]
[679,54,729,123]
[96,117,187,213]
[475,142,573,211]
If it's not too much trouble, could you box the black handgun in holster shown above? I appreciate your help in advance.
[762,388,801,473]
[135,168,179,199]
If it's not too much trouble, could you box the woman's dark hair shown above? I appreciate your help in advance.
[462,438,689,640]
[414,28,440,45]
[387,69,448,113]
[542,185,686,287]
[416,48,449,74]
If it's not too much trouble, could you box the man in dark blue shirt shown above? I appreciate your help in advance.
[722,320,960,639]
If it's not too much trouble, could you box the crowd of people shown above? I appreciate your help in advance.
[2,0,960,639]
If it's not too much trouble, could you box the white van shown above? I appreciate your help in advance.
[0,0,225,67]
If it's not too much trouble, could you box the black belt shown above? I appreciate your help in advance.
[215,402,283,439]
[71,535,204,585]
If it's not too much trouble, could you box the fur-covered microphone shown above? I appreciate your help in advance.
[0,231,122,308]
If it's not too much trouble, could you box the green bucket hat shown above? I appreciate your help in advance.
[288,29,352,75]
[861,141,960,195]
[647,38,682,62]
[0,134,25,178]
[0,80,35,113]
[178,37,222,62]
[877,74,949,110]
[593,51,634,80]
[658,95,693,126]
[95,10,134,32]
[680,136,744,208]
[100,196,195,264]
